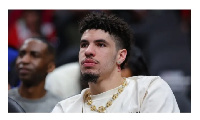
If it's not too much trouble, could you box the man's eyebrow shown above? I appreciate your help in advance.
[94,39,107,43]
[80,39,88,43]
[30,51,41,54]
[80,39,108,44]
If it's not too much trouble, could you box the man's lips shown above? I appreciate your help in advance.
[81,59,98,67]
[18,68,31,74]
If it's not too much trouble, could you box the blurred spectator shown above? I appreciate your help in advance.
[8,10,57,50]
[121,46,150,77]
[8,37,62,113]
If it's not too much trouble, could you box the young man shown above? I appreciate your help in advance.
[8,37,62,113]
[52,12,180,113]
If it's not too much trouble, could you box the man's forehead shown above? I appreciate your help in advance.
[20,39,47,52]
[23,38,44,45]
[82,29,109,36]
[81,29,114,42]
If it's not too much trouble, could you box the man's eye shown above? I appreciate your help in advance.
[32,54,39,58]
[80,43,88,48]
[19,51,25,57]
[97,43,106,47]
[31,52,40,58]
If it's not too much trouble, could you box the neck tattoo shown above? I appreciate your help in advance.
[86,78,128,113]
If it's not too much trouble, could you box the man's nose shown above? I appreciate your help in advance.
[20,54,31,64]
[85,45,96,57]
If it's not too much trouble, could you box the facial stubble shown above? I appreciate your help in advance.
[80,53,117,84]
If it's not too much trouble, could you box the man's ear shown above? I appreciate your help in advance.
[47,62,55,73]
[117,49,127,64]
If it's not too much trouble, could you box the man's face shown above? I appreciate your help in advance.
[16,39,50,86]
[79,29,118,80]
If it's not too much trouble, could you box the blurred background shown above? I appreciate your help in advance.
[8,10,191,112]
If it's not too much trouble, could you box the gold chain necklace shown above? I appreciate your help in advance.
[86,78,128,113]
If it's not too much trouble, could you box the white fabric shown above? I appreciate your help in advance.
[45,62,81,99]
[51,76,180,113]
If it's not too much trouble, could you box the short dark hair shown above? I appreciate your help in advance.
[79,11,133,69]
[29,37,56,62]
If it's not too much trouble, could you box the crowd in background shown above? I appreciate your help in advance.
[8,10,191,112]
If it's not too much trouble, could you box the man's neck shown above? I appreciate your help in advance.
[18,81,46,99]
[88,72,124,95]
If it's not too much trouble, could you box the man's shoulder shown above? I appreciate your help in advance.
[127,76,164,84]
[126,76,172,97]
[8,87,18,96]
[127,76,161,80]
[8,88,22,104]
[126,76,169,91]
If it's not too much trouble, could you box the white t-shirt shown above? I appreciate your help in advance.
[51,76,180,113]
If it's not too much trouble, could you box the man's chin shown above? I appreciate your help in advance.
[81,73,99,84]
[19,75,30,81]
